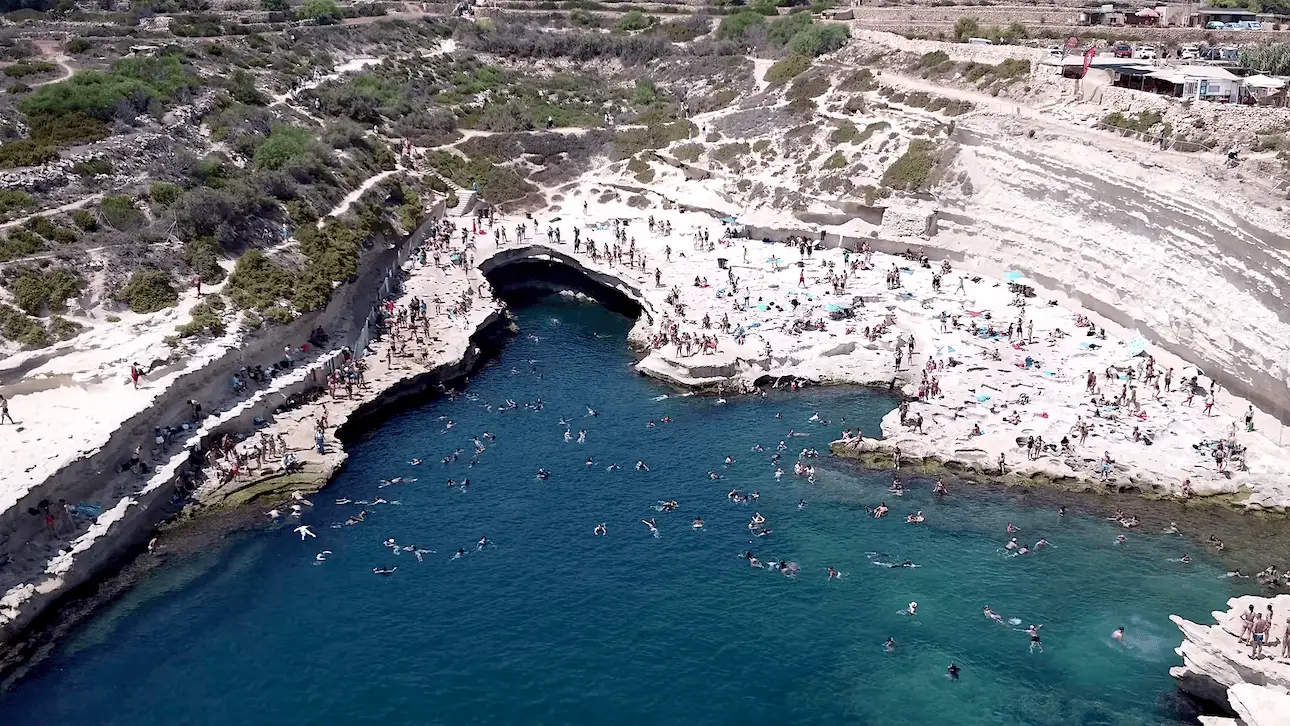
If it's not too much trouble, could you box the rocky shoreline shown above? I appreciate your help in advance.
[2,199,1287,723]
[1171,594,1290,726]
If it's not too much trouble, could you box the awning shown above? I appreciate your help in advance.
[1245,74,1286,89]
[1148,69,1186,84]
[1135,8,1159,16]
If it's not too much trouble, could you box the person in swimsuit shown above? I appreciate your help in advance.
[1026,624,1044,653]
[594,523,606,536]
[1112,627,1124,642]
[1250,613,1270,659]
[828,567,839,580]
[884,637,895,652]
[984,606,1003,623]
[947,663,960,680]
[1239,604,1256,643]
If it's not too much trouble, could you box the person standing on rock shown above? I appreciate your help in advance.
[0,394,13,424]
[1251,612,1270,658]
[1239,604,1256,643]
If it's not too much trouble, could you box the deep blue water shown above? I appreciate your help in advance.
[1,298,1246,726]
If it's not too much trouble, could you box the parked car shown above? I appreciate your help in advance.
[967,37,993,45]
[1047,46,1063,59]
[1206,20,1225,29]
[1133,46,1157,59]
[1180,44,1200,60]
[1113,43,1133,57]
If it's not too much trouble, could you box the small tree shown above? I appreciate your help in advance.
[954,17,981,41]
[261,0,288,9]
[297,0,339,24]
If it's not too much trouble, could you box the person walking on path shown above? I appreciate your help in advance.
[0,394,13,424]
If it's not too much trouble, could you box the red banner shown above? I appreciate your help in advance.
[1082,45,1097,77]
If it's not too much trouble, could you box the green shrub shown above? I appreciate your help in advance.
[7,82,30,95]
[788,24,849,57]
[618,10,653,31]
[25,215,56,239]
[182,237,226,283]
[3,60,54,78]
[856,121,890,144]
[175,299,226,338]
[1102,110,1163,133]
[672,143,702,162]
[824,151,847,169]
[0,230,44,262]
[49,315,83,342]
[0,189,34,217]
[787,72,829,102]
[99,195,145,231]
[116,268,179,314]
[71,156,113,176]
[254,125,316,170]
[225,247,296,310]
[7,266,83,316]
[712,141,750,164]
[882,139,939,191]
[840,69,876,92]
[0,304,49,348]
[765,55,810,86]
[241,310,263,329]
[626,155,655,182]
[570,7,594,25]
[149,182,182,207]
[752,139,771,153]
[70,208,98,231]
[49,226,77,244]
[716,11,765,40]
[297,0,340,23]
[18,55,198,140]
[830,121,858,144]
[919,50,951,69]
[953,17,981,40]
[0,139,57,169]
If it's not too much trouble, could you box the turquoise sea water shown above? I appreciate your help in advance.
[0,298,1247,725]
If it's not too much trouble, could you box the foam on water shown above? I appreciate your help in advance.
[0,298,1250,726]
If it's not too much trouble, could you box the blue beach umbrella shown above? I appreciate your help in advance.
[824,303,844,312]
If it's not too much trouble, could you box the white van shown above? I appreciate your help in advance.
[967,37,993,45]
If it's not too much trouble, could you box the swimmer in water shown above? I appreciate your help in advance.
[692,517,704,529]
[904,601,918,616]
[453,548,467,559]
[828,567,840,581]
[884,637,895,652]
[1005,538,1019,551]
[1116,534,1127,545]
[1164,522,1180,535]
[984,606,1003,623]
[724,455,735,466]
[1026,624,1044,653]
[636,460,650,472]
[642,518,658,536]
[775,469,784,480]
[586,406,597,417]
[798,499,807,509]
[537,469,550,480]
[606,463,620,471]
[476,536,490,550]
[586,458,594,468]
[873,503,889,519]
[373,567,397,575]
[933,479,948,496]
[947,663,960,680]
[594,523,607,536]
[1007,522,1019,534]
[1112,627,1125,642]
[906,510,925,524]
[1180,553,1191,564]
[1058,506,1067,517]
[1034,538,1049,551]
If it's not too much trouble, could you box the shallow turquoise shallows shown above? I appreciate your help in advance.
[1,298,1245,726]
